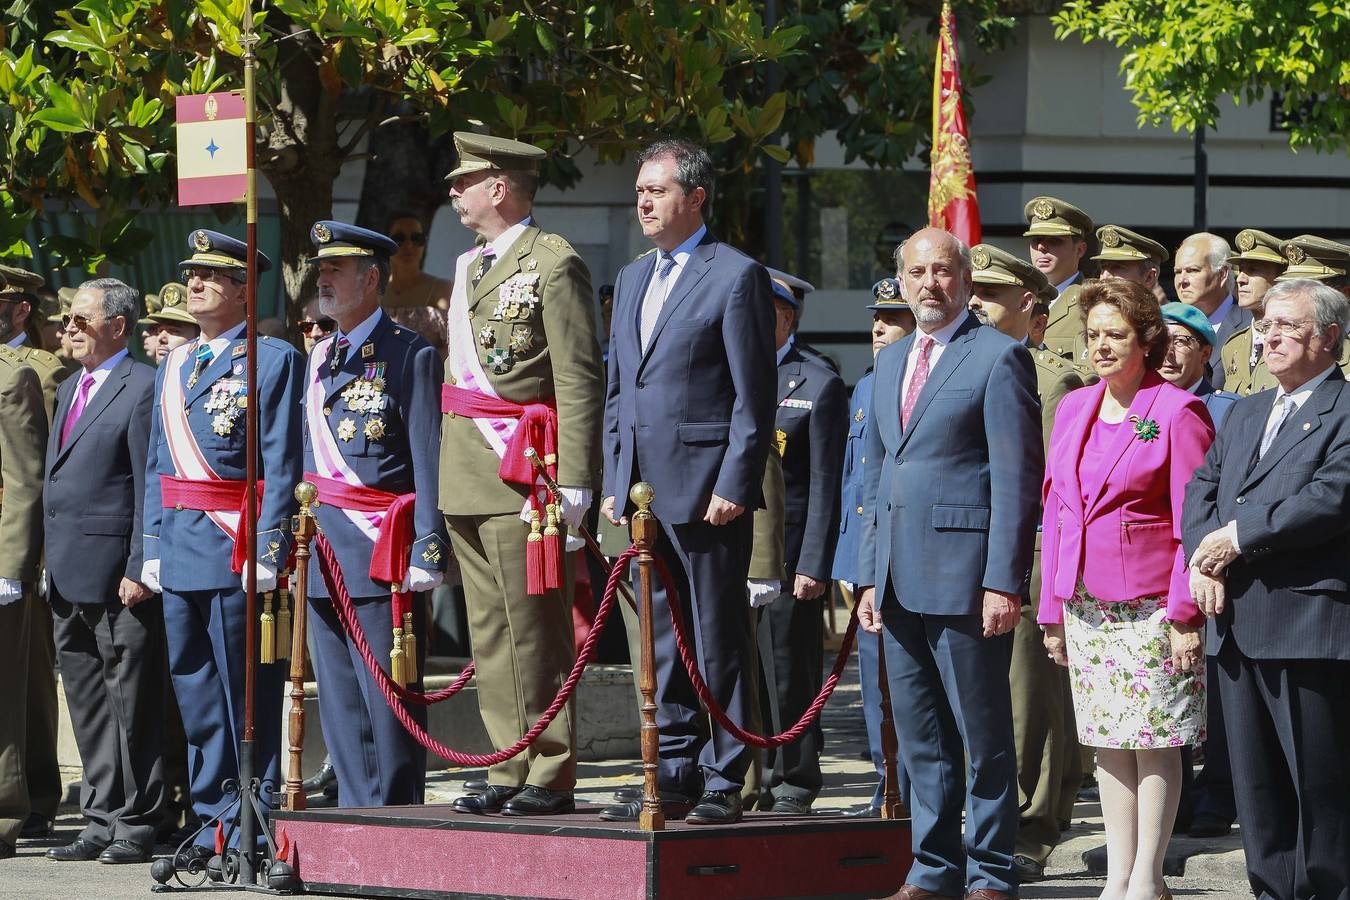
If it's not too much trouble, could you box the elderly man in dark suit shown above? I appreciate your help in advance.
[1184,277,1350,900]
[858,228,1043,900]
[42,278,163,864]
[601,138,776,826]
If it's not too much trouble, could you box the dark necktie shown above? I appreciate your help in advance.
[330,335,350,378]
[188,344,213,388]
[472,247,495,289]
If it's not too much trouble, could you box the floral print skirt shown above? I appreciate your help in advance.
[1063,583,1206,750]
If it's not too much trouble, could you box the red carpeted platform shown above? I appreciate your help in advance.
[273,803,913,899]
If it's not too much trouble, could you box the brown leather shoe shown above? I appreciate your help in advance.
[891,885,959,900]
[964,890,1012,900]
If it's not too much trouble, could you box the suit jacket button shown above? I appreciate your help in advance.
[323,407,332,416]
[448,411,456,418]
[448,375,457,385]
[1236,496,1245,504]
[860,456,865,464]
[856,506,864,515]
[175,504,184,511]
[637,381,646,389]
[47,509,54,518]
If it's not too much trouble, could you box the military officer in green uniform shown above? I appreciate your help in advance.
[0,344,48,857]
[439,133,605,816]
[0,265,64,840]
[1218,229,1286,397]
[1023,196,1094,361]
[969,243,1085,880]
[1275,235,1350,379]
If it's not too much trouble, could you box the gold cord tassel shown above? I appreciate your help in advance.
[275,581,292,661]
[401,610,417,683]
[390,626,407,686]
[259,592,276,665]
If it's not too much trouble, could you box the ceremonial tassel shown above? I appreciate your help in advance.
[401,610,417,683]
[275,578,291,661]
[390,626,407,687]
[542,503,563,591]
[526,508,545,596]
[259,591,276,665]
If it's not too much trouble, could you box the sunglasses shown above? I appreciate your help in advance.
[298,317,336,334]
[181,267,246,286]
[390,231,426,246]
[61,313,107,331]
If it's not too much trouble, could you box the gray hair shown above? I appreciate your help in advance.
[1180,232,1235,292]
[79,277,142,328]
[357,256,391,295]
[1265,277,1350,361]
[638,139,715,214]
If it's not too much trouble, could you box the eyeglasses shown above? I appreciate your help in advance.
[181,267,246,286]
[1167,334,1201,350]
[1253,317,1313,337]
[298,317,336,334]
[61,313,109,331]
[390,232,425,246]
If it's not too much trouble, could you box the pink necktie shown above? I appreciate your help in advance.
[61,373,94,447]
[901,336,934,430]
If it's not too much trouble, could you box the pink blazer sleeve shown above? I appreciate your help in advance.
[1165,398,1215,625]
[1037,392,1078,626]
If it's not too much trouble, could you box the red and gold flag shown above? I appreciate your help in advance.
[175,92,247,207]
[927,1,981,245]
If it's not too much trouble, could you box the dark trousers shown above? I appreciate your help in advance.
[162,587,283,849]
[882,589,1018,896]
[1218,639,1350,900]
[1191,655,1236,823]
[51,592,167,849]
[308,593,426,808]
[759,578,824,804]
[641,514,755,795]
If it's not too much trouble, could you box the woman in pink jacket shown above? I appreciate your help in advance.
[1040,279,1214,900]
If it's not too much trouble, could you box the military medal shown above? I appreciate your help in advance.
[337,417,357,441]
[212,412,234,436]
[510,324,533,355]
[478,326,496,348]
[486,348,513,374]
[364,417,386,441]
[526,259,538,271]
[855,408,864,422]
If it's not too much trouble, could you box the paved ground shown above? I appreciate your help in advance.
[0,653,1251,898]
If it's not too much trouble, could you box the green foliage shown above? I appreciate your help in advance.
[1054,0,1350,150]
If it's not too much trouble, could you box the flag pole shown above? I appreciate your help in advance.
[239,0,261,884]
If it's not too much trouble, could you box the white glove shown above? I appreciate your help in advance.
[400,566,444,593]
[241,562,278,593]
[747,579,781,609]
[0,578,22,606]
[140,560,162,594]
[556,486,593,529]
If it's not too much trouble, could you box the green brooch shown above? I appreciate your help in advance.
[1129,415,1161,442]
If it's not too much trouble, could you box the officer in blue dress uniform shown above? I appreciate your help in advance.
[835,277,915,816]
[301,221,447,807]
[141,230,304,855]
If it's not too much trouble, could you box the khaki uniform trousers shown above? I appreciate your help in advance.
[0,589,34,845]
[446,513,576,791]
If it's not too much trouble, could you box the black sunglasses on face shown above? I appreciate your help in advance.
[390,231,426,246]
[62,313,93,331]
[298,317,336,334]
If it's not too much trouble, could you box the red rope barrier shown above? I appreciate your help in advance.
[314,532,629,767]
[649,553,859,749]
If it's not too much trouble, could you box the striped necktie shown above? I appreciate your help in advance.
[188,344,213,388]
[329,335,350,378]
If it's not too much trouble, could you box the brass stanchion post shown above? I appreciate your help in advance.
[629,483,663,832]
[284,481,318,812]
[875,629,906,819]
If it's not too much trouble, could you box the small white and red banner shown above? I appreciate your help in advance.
[175,92,247,207]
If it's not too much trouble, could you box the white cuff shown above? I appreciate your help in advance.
[747,579,781,608]
[401,566,444,593]
[0,578,22,605]
[242,562,278,593]
[140,560,162,595]
[1222,519,1240,554]
[557,485,593,528]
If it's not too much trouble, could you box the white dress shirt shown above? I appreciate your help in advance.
[77,348,129,404]
[901,310,970,401]
[335,307,383,352]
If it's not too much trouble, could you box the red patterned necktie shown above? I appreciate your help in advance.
[901,336,934,430]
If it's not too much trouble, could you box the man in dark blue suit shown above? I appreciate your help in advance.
[301,221,446,808]
[43,279,163,864]
[1185,278,1350,900]
[858,228,1043,900]
[141,230,303,857]
[601,139,776,825]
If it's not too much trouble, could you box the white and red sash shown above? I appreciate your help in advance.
[160,341,239,541]
[306,336,385,543]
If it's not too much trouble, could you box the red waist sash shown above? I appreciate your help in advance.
[440,384,557,488]
[159,475,265,574]
[304,473,415,593]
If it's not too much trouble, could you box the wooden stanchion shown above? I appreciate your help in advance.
[284,481,319,812]
[874,628,907,819]
[629,483,663,832]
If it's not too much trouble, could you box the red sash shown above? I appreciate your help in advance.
[159,475,264,575]
[304,473,415,594]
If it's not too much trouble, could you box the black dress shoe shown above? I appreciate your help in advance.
[98,840,150,864]
[301,761,337,796]
[1188,813,1233,838]
[174,845,215,870]
[501,786,575,816]
[598,792,695,822]
[843,805,881,818]
[463,778,490,793]
[686,790,742,825]
[451,784,520,814]
[1012,854,1045,882]
[1077,784,1100,802]
[20,814,53,839]
[612,785,642,803]
[47,838,108,862]
[770,796,812,815]
[0,840,14,860]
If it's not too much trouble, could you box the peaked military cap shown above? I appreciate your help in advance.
[306,220,399,262]
[769,277,800,309]
[0,263,45,298]
[1023,196,1093,239]
[1161,301,1218,347]
[445,132,546,181]
[51,286,75,322]
[1092,225,1169,264]
[137,289,163,326]
[149,282,197,327]
[971,243,1057,304]
[868,277,909,311]
[179,229,273,273]
[766,267,816,297]
[1228,228,1286,267]
[1276,234,1350,282]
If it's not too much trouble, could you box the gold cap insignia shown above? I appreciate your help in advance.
[971,247,991,270]
[1285,243,1306,264]
[312,222,333,244]
[1032,199,1055,220]
[161,284,187,307]
[1236,231,1256,252]
[193,230,212,252]
[876,279,898,300]
[1099,227,1121,249]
